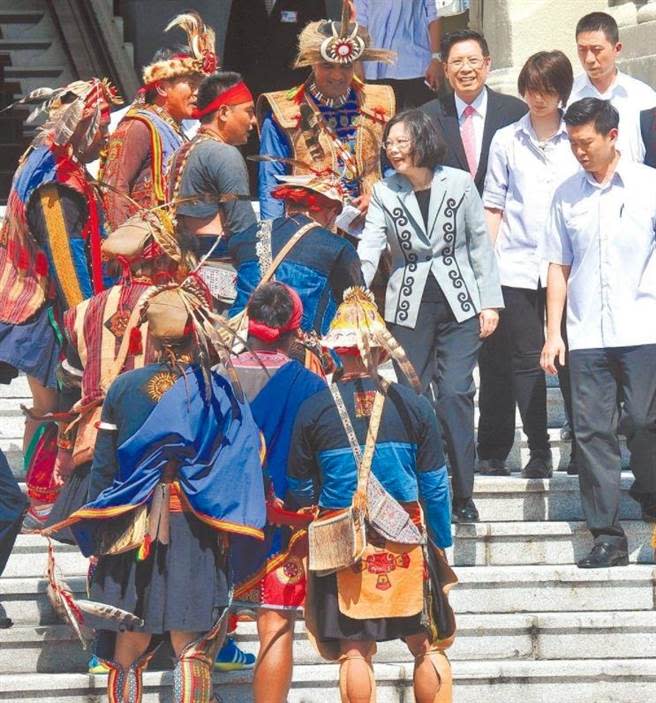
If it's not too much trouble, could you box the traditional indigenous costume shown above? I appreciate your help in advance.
[229,174,363,335]
[101,12,218,229]
[0,79,121,389]
[230,286,326,611]
[287,288,456,699]
[45,210,196,542]
[257,3,396,220]
[0,449,27,585]
[50,283,266,703]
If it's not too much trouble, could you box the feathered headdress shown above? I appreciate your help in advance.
[1,78,122,153]
[294,0,396,68]
[323,287,420,390]
[143,11,218,87]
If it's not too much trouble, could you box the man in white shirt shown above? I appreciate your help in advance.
[569,11,656,162]
[542,98,656,569]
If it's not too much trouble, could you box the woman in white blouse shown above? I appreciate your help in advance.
[478,51,580,479]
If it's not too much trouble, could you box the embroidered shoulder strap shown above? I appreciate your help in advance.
[260,220,318,285]
[329,384,385,511]
[255,220,274,279]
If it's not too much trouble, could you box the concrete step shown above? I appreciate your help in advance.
[4,610,656,674]
[472,473,641,522]
[450,520,654,566]
[4,65,66,79]
[1,659,655,702]
[3,565,655,626]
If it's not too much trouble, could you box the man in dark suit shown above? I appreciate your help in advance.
[222,0,327,192]
[421,29,527,195]
[223,0,328,100]
[421,30,527,518]
[640,107,656,168]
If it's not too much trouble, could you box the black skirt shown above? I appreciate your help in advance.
[45,463,91,545]
[89,511,230,634]
[310,571,424,643]
[0,306,60,389]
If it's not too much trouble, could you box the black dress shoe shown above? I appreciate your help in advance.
[452,497,479,523]
[0,617,13,629]
[478,458,510,476]
[577,542,629,569]
[521,451,553,478]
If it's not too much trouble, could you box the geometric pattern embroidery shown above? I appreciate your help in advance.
[144,371,178,402]
[354,390,376,418]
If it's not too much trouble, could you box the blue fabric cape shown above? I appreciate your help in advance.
[231,360,326,591]
[71,368,266,557]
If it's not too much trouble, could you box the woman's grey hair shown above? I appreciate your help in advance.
[382,109,447,170]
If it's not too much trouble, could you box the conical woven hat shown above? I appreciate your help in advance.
[322,287,386,350]
[146,289,190,340]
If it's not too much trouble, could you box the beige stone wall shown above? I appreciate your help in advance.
[471,0,656,95]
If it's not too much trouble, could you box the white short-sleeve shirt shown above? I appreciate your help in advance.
[545,157,656,351]
[568,71,656,162]
[483,113,580,289]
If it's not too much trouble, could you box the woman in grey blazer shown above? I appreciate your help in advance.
[359,109,503,523]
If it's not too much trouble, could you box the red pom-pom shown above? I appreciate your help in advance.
[16,246,29,271]
[128,327,143,355]
[35,252,49,276]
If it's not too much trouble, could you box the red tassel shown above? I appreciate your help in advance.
[17,246,29,271]
[35,252,49,276]
[128,327,143,355]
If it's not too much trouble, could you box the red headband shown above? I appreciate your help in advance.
[191,81,254,119]
[248,285,304,343]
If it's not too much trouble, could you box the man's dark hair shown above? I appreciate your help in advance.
[383,109,447,169]
[247,282,294,330]
[144,46,190,102]
[517,50,574,106]
[440,29,490,63]
[575,12,619,44]
[564,97,619,134]
[196,71,244,124]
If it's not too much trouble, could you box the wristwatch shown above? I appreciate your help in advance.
[431,52,442,62]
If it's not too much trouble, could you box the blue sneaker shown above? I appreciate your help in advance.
[214,637,256,671]
[88,655,109,674]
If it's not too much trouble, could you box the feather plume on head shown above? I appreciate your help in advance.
[142,11,218,87]
[1,78,122,153]
[294,1,396,69]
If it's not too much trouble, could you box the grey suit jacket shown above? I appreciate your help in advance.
[358,166,503,329]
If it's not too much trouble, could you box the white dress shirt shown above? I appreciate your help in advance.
[546,157,656,351]
[484,113,580,288]
[568,70,656,162]
[455,89,488,163]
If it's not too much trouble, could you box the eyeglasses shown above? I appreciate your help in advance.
[383,138,413,152]
[447,56,486,70]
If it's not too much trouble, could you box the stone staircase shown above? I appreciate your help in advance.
[1,375,654,702]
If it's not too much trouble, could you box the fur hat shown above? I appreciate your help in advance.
[294,1,395,69]
[142,12,217,86]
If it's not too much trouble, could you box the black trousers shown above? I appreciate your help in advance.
[570,344,656,544]
[369,77,436,111]
[388,277,481,501]
[0,450,26,577]
[477,286,550,460]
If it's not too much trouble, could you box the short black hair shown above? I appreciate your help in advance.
[247,282,295,330]
[441,29,490,63]
[196,71,244,124]
[564,97,619,134]
[575,12,619,44]
[383,109,447,169]
[517,50,574,106]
